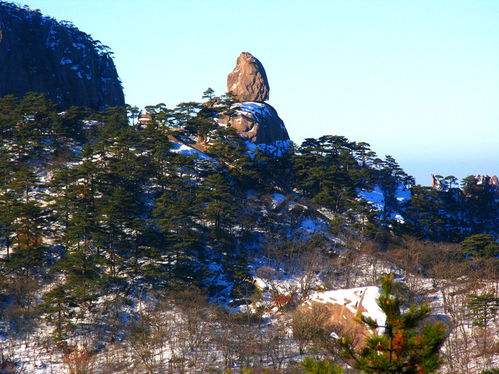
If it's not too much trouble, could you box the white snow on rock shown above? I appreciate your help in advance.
[245,139,291,158]
[60,56,72,65]
[394,183,411,203]
[300,217,325,233]
[237,102,269,118]
[270,193,286,209]
[252,277,271,291]
[169,141,212,160]
[307,286,386,334]
[358,185,385,211]
[358,183,411,223]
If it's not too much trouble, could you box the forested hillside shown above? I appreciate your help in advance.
[0,1,124,109]
[0,92,497,373]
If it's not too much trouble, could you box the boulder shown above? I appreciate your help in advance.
[302,286,385,348]
[0,3,124,110]
[217,102,290,155]
[227,52,269,102]
[222,52,290,154]
[490,175,499,186]
[230,102,288,144]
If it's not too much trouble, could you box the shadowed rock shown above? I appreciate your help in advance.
[230,102,289,144]
[0,3,124,110]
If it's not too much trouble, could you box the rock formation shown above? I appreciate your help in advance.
[227,52,269,102]
[476,175,499,187]
[0,2,124,110]
[301,286,385,349]
[231,102,289,144]
[224,52,290,155]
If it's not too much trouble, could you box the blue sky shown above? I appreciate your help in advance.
[21,0,499,185]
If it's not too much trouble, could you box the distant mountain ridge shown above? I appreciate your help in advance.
[0,1,124,110]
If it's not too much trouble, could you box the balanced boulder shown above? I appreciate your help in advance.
[227,52,270,102]
[223,52,290,155]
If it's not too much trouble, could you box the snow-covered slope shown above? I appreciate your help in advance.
[358,184,411,223]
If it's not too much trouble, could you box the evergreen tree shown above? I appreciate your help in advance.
[403,186,449,240]
[0,165,47,276]
[39,285,76,344]
[202,87,215,101]
[480,368,499,374]
[198,172,238,237]
[301,357,344,374]
[5,199,46,276]
[467,292,498,328]
[292,136,364,213]
[208,126,261,188]
[55,249,108,304]
[152,156,201,284]
[173,101,200,132]
[461,176,497,232]
[338,274,446,374]
[461,234,499,259]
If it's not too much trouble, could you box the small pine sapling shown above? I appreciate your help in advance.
[338,274,447,374]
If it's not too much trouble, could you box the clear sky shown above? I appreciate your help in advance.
[20,0,499,185]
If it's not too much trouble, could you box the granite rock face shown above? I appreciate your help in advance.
[231,102,289,144]
[227,52,269,102]
[223,52,290,155]
[0,3,124,110]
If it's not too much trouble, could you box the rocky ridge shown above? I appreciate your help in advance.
[0,2,124,110]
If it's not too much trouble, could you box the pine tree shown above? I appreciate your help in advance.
[292,136,362,213]
[39,285,76,344]
[461,176,497,232]
[1,166,47,276]
[461,234,499,259]
[467,292,498,328]
[403,186,448,240]
[301,357,344,374]
[197,172,238,237]
[153,164,200,284]
[338,274,446,374]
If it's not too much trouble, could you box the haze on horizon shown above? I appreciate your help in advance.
[19,0,499,185]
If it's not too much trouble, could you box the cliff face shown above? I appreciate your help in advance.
[0,2,124,110]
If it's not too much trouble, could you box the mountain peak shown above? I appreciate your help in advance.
[222,52,289,154]
[227,52,269,102]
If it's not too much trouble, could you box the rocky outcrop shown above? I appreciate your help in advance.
[302,287,385,349]
[227,52,269,102]
[231,102,289,149]
[224,52,290,155]
[476,175,499,186]
[0,2,124,110]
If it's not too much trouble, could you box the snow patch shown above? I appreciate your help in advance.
[308,286,386,334]
[358,185,385,211]
[395,183,411,203]
[300,217,325,233]
[60,57,72,65]
[358,184,410,223]
[169,142,212,160]
[245,139,291,159]
[270,193,286,209]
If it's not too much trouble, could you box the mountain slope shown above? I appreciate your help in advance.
[0,2,124,110]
